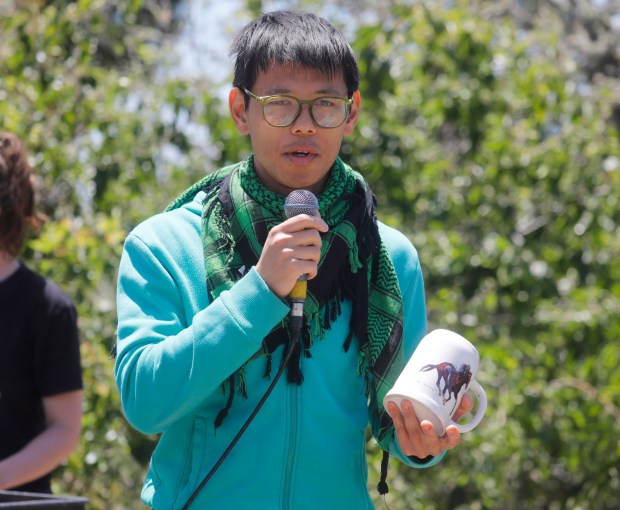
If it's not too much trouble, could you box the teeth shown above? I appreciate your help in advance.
[294,151,309,156]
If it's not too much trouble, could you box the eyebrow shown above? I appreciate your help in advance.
[264,87,346,96]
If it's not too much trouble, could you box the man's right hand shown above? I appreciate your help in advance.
[255,214,328,298]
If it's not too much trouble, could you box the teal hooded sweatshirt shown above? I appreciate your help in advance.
[115,188,444,510]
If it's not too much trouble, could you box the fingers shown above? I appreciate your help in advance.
[387,401,462,458]
[441,425,462,449]
[284,214,329,234]
[388,401,438,457]
[452,394,474,422]
[256,215,328,297]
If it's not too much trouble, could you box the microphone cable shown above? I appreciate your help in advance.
[181,326,301,510]
[181,190,316,509]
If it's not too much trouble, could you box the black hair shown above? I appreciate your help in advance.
[230,11,359,98]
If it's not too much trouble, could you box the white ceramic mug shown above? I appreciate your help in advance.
[384,329,487,436]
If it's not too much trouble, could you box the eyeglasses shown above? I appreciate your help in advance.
[243,89,353,129]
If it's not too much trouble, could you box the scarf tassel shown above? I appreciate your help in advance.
[348,241,362,273]
[238,367,248,399]
[214,375,235,430]
[360,354,372,396]
[285,323,316,384]
[378,450,390,495]
[285,330,304,385]
[323,291,343,331]
[263,352,272,379]
[323,300,332,330]
[343,329,355,353]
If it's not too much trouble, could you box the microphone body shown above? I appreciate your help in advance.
[284,190,320,332]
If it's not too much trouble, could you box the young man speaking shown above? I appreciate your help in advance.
[115,10,471,509]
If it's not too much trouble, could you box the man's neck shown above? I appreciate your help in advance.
[0,252,19,282]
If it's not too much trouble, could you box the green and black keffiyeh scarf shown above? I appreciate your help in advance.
[167,156,404,468]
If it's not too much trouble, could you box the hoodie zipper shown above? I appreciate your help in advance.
[282,383,299,509]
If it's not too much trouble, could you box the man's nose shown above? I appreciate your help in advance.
[291,104,317,133]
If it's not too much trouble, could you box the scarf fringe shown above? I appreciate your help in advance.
[214,367,249,430]
[263,352,272,379]
[285,328,304,385]
[214,375,235,430]
[238,367,248,399]
[171,159,404,497]
[322,290,342,330]
[348,240,362,273]
[378,451,390,495]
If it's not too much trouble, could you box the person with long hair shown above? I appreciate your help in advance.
[0,132,83,492]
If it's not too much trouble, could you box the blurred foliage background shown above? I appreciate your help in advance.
[1,0,619,508]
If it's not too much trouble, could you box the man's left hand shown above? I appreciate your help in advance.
[386,394,474,458]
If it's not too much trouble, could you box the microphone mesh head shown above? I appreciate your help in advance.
[284,189,320,218]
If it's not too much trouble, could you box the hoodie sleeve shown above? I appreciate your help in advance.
[379,222,447,468]
[114,210,290,434]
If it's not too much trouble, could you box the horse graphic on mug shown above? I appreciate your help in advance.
[420,362,472,413]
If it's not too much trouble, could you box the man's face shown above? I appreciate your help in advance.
[229,63,360,196]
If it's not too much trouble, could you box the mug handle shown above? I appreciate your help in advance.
[450,379,487,433]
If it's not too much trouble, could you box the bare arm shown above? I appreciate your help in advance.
[0,390,83,490]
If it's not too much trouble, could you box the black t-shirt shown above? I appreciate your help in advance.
[0,263,82,493]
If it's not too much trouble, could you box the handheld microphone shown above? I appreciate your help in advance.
[284,189,320,333]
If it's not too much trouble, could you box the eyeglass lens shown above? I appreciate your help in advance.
[263,96,348,128]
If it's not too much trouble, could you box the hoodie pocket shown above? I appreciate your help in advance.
[174,416,207,509]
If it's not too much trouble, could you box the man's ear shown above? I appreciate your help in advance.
[343,90,361,136]
[229,87,250,134]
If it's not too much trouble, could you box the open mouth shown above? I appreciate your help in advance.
[291,150,310,157]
